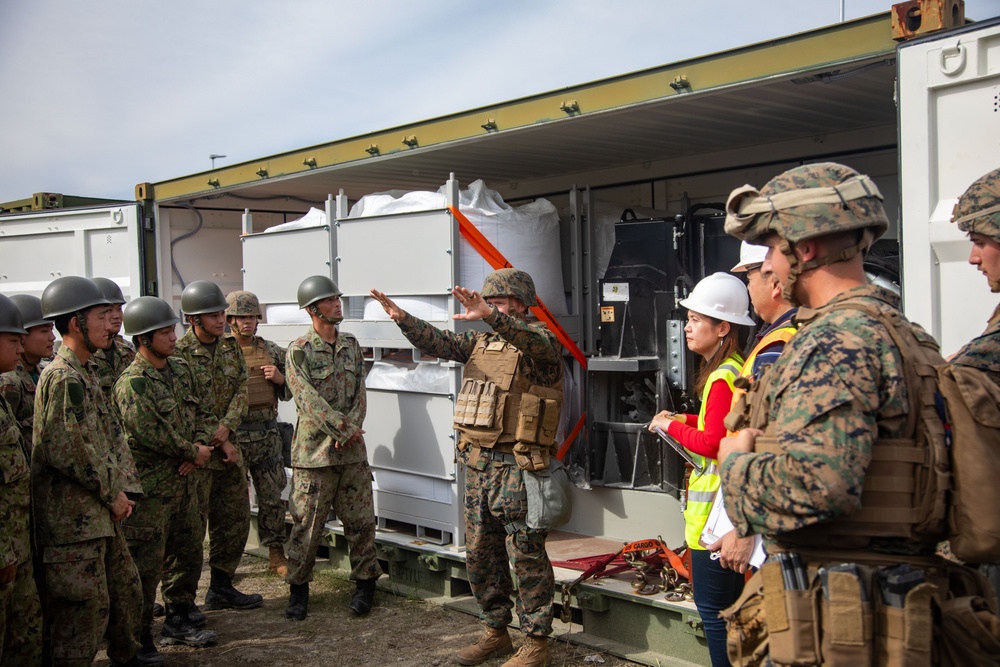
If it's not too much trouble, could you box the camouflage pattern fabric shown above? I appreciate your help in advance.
[480,268,538,306]
[0,359,42,458]
[0,394,42,665]
[951,304,1000,387]
[231,336,291,548]
[395,307,562,637]
[952,167,1000,243]
[32,345,141,664]
[225,290,262,317]
[721,285,922,549]
[92,335,137,400]
[285,463,381,584]
[285,328,368,467]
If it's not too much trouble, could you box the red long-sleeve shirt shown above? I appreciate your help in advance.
[666,379,734,460]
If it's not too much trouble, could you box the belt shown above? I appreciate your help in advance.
[480,448,518,465]
[237,420,278,432]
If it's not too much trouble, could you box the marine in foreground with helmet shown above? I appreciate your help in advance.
[284,276,382,621]
[718,163,999,665]
[371,269,564,667]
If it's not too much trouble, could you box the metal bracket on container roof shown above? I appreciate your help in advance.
[670,75,691,92]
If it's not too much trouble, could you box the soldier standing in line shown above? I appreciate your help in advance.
[225,290,292,577]
[284,276,381,621]
[0,294,55,458]
[371,268,563,667]
[0,294,43,666]
[171,280,261,613]
[32,276,144,666]
[92,277,137,399]
[115,297,219,662]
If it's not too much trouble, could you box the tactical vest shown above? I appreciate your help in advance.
[686,355,742,550]
[453,335,563,467]
[242,341,278,410]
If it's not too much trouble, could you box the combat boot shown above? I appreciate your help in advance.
[269,545,289,577]
[161,609,219,647]
[165,602,206,628]
[135,632,165,666]
[286,582,309,621]
[204,568,264,610]
[500,636,550,667]
[348,578,377,616]
[456,626,514,666]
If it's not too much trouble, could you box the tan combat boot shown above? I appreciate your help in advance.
[500,635,550,667]
[268,545,289,577]
[456,626,514,666]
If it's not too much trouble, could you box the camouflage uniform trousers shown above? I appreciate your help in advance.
[0,557,43,667]
[41,529,142,666]
[160,484,207,607]
[191,464,252,577]
[124,488,202,634]
[234,426,288,548]
[285,462,382,585]
[463,454,554,637]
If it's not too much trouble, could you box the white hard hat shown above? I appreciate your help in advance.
[731,241,769,272]
[680,272,755,326]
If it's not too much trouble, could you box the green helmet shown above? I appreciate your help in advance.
[41,276,110,319]
[92,277,126,305]
[123,296,179,336]
[226,290,262,317]
[952,167,1000,243]
[180,280,228,315]
[297,276,341,309]
[10,294,51,329]
[724,162,889,245]
[0,294,27,335]
[479,268,537,307]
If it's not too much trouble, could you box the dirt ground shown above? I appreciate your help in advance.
[94,553,637,667]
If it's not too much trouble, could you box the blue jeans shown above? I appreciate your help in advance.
[690,548,746,667]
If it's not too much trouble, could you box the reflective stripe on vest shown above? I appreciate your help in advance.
[687,354,742,550]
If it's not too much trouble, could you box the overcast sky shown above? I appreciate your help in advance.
[2,0,999,203]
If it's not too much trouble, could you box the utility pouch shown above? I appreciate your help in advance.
[722,568,769,667]
[874,581,935,667]
[513,443,549,471]
[539,398,559,446]
[516,393,542,443]
[454,379,483,426]
[474,381,498,428]
[761,559,822,666]
[937,595,1000,667]
[819,565,873,667]
[522,458,573,531]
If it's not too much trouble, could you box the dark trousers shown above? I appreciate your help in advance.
[690,548,746,667]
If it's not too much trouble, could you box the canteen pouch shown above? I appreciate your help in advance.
[761,559,822,666]
[937,595,1000,667]
[874,582,934,667]
[820,568,873,667]
[722,569,770,667]
[522,458,573,531]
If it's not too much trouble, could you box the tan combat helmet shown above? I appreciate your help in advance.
[226,290,262,318]
[952,167,1000,244]
[479,268,537,307]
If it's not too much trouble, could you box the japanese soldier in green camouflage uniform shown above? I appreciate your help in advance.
[225,290,292,577]
[115,297,220,662]
[1,294,55,458]
[171,280,261,614]
[371,268,564,667]
[0,294,43,666]
[32,276,144,667]
[284,276,382,622]
[92,277,137,400]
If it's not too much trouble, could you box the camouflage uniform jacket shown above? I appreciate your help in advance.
[229,335,291,425]
[951,302,1000,387]
[176,329,248,470]
[0,393,31,569]
[286,327,367,467]
[721,285,927,543]
[0,358,42,457]
[93,335,137,398]
[32,345,141,547]
[113,354,215,497]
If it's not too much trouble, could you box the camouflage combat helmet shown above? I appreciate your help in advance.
[479,268,537,307]
[724,162,889,245]
[0,294,27,335]
[952,167,1000,243]
[41,276,110,319]
[180,280,228,315]
[123,296,180,337]
[92,277,126,305]
[226,290,262,318]
[10,294,51,329]
[297,275,341,309]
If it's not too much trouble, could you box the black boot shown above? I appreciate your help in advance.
[286,582,309,621]
[348,579,377,616]
[135,632,165,666]
[161,608,219,647]
[165,602,206,628]
[204,568,263,610]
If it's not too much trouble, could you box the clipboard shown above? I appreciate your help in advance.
[653,427,704,475]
